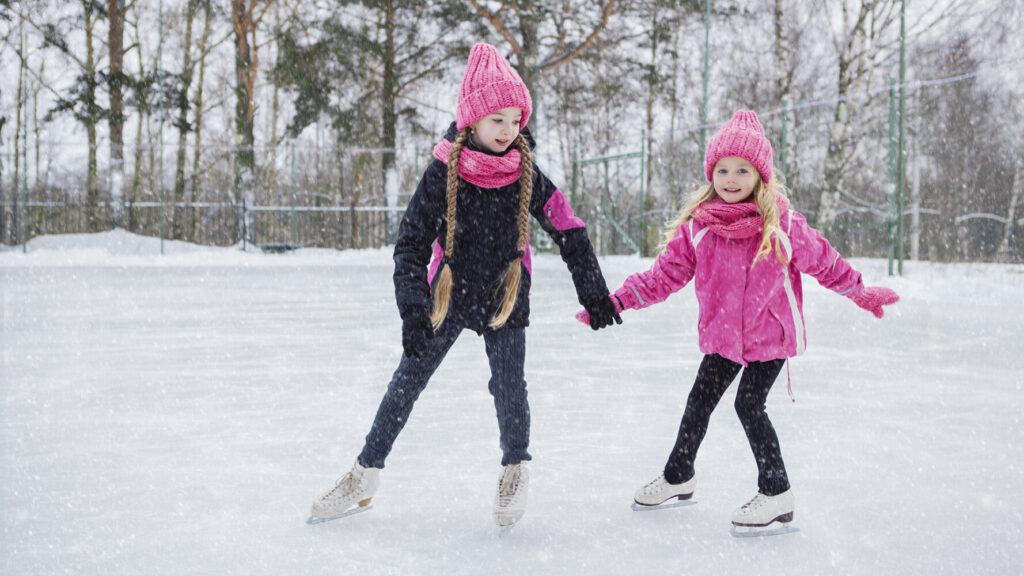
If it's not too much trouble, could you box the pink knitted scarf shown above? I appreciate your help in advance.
[692,194,790,239]
[432,138,523,189]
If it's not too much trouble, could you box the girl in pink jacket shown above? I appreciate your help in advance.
[582,110,899,531]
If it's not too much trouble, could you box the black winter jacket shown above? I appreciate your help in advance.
[393,124,610,333]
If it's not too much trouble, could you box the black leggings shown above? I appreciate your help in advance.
[663,354,790,496]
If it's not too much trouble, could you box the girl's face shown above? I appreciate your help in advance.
[712,156,760,204]
[470,107,522,153]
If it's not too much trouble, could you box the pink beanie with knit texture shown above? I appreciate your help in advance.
[456,43,533,131]
[704,110,773,184]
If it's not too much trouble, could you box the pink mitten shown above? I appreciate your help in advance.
[851,286,900,318]
[575,309,591,325]
[574,295,624,327]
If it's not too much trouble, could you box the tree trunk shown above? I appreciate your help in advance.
[268,58,279,203]
[130,111,145,207]
[380,0,399,242]
[14,20,23,244]
[146,111,156,216]
[190,1,213,244]
[108,0,125,228]
[82,0,100,232]
[174,0,198,241]
[818,81,852,225]
[773,0,792,180]
[817,3,871,226]
[642,3,660,258]
[466,0,616,139]
[33,62,42,225]
[351,152,365,250]
[997,160,1021,262]
[128,14,146,223]
[516,1,540,135]
[232,0,258,242]
[0,87,5,244]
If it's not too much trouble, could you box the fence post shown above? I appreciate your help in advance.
[0,156,3,244]
[20,123,28,253]
[897,0,906,275]
[602,159,610,256]
[887,77,897,277]
[290,140,296,247]
[639,129,646,257]
[241,198,247,251]
[780,97,788,178]
[571,148,578,207]
[158,0,165,256]
[701,0,711,160]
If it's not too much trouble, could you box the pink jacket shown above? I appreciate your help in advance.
[614,208,863,365]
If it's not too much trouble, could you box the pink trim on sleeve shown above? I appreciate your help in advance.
[543,189,585,231]
[522,241,532,276]
[426,238,443,289]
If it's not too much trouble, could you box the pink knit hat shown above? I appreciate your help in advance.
[456,43,532,131]
[704,110,773,183]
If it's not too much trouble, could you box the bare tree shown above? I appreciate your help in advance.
[231,0,274,243]
[464,0,617,136]
[816,0,900,226]
[171,0,200,241]
[52,1,104,231]
[190,0,215,243]
[0,0,8,243]
[771,0,820,187]
[108,0,126,227]
[999,158,1022,262]
[125,2,155,216]
[12,14,26,243]
[276,1,469,247]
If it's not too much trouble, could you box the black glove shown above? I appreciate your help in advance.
[583,295,623,330]
[402,314,434,359]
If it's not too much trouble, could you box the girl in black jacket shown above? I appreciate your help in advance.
[310,43,619,528]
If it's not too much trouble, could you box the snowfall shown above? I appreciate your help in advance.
[1,229,1022,576]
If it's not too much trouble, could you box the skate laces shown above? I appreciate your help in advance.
[740,494,768,512]
[641,475,667,495]
[326,468,362,500]
[498,465,521,497]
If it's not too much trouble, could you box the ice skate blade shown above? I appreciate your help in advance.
[631,499,697,512]
[729,523,799,538]
[495,524,517,538]
[494,509,525,528]
[306,503,373,525]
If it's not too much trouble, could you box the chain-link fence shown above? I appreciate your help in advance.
[0,143,424,251]
[568,72,1023,265]
[2,71,1021,263]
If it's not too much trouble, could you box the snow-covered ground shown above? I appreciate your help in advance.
[1,230,1022,575]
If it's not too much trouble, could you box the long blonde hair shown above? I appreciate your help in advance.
[429,130,534,329]
[663,175,790,264]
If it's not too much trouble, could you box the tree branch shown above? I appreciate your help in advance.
[539,0,616,73]
[464,0,522,56]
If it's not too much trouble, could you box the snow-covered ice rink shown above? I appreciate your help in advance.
[2,231,1022,575]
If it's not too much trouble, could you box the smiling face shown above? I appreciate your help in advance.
[711,156,761,204]
[470,107,523,153]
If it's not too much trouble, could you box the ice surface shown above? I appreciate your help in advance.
[2,231,1022,575]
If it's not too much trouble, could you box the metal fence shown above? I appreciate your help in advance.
[2,70,1021,263]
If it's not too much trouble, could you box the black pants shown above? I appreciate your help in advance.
[663,354,790,496]
[359,321,531,469]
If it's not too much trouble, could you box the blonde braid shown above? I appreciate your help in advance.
[429,128,471,329]
[488,134,533,328]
